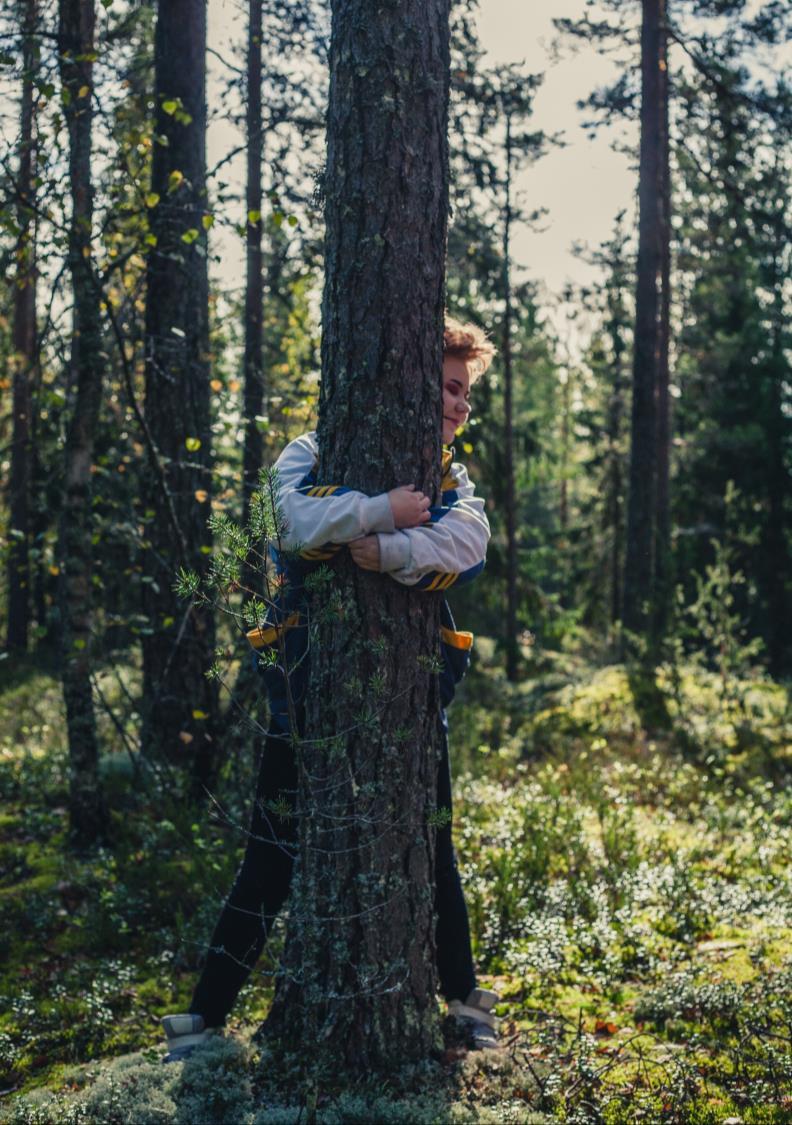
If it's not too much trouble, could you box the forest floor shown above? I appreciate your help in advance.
[1,640,791,1124]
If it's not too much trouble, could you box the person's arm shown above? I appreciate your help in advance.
[272,433,431,555]
[376,462,490,590]
[271,433,395,552]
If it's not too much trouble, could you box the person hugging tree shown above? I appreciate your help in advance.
[161,316,499,1061]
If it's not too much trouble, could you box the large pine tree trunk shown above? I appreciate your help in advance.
[57,0,107,844]
[623,0,664,638]
[502,114,519,682]
[264,0,451,1074]
[141,0,218,793]
[242,0,264,533]
[6,0,37,653]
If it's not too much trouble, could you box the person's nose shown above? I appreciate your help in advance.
[456,399,470,417]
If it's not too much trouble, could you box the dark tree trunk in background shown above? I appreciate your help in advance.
[6,0,37,654]
[559,364,571,537]
[763,190,789,678]
[265,0,451,1074]
[30,441,48,632]
[226,0,265,749]
[605,224,629,630]
[623,0,665,639]
[502,114,519,682]
[242,0,264,534]
[57,0,107,845]
[142,0,218,793]
[653,14,671,641]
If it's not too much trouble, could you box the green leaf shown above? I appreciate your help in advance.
[185,436,202,452]
[145,192,160,208]
[181,228,199,244]
[247,209,261,225]
[162,99,179,115]
[201,213,214,230]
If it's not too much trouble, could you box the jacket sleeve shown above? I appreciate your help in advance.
[273,433,395,552]
[377,461,490,590]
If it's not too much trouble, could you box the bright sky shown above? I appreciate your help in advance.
[206,0,636,322]
[476,0,635,302]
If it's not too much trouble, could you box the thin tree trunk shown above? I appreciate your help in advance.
[57,0,107,845]
[30,421,48,633]
[559,365,570,537]
[242,0,264,534]
[226,0,266,739]
[6,0,37,653]
[265,0,451,1074]
[502,113,519,681]
[623,0,664,639]
[763,207,788,677]
[605,232,627,631]
[653,9,671,642]
[142,0,218,795]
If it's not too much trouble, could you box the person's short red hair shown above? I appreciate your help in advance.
[443,315,496,381]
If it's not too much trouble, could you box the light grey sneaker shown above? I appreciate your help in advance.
[161,1013,219,1063]
[447,988,501,1049]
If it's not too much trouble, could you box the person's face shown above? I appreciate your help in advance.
[442,355,472,446]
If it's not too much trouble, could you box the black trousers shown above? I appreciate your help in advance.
[189,716,477,1026]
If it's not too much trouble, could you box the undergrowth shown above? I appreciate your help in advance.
[2,646,791,1123]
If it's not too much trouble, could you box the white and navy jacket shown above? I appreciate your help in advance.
[249,431,490,727]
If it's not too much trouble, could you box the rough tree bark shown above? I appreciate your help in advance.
[57,0,107,844]
[264,0,451,1076]
[142,0,218,793]
[623,0,665,638]
[6,0,37,653]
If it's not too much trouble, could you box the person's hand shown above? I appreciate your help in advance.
[349,534,382,571]
[388,484,431,529]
